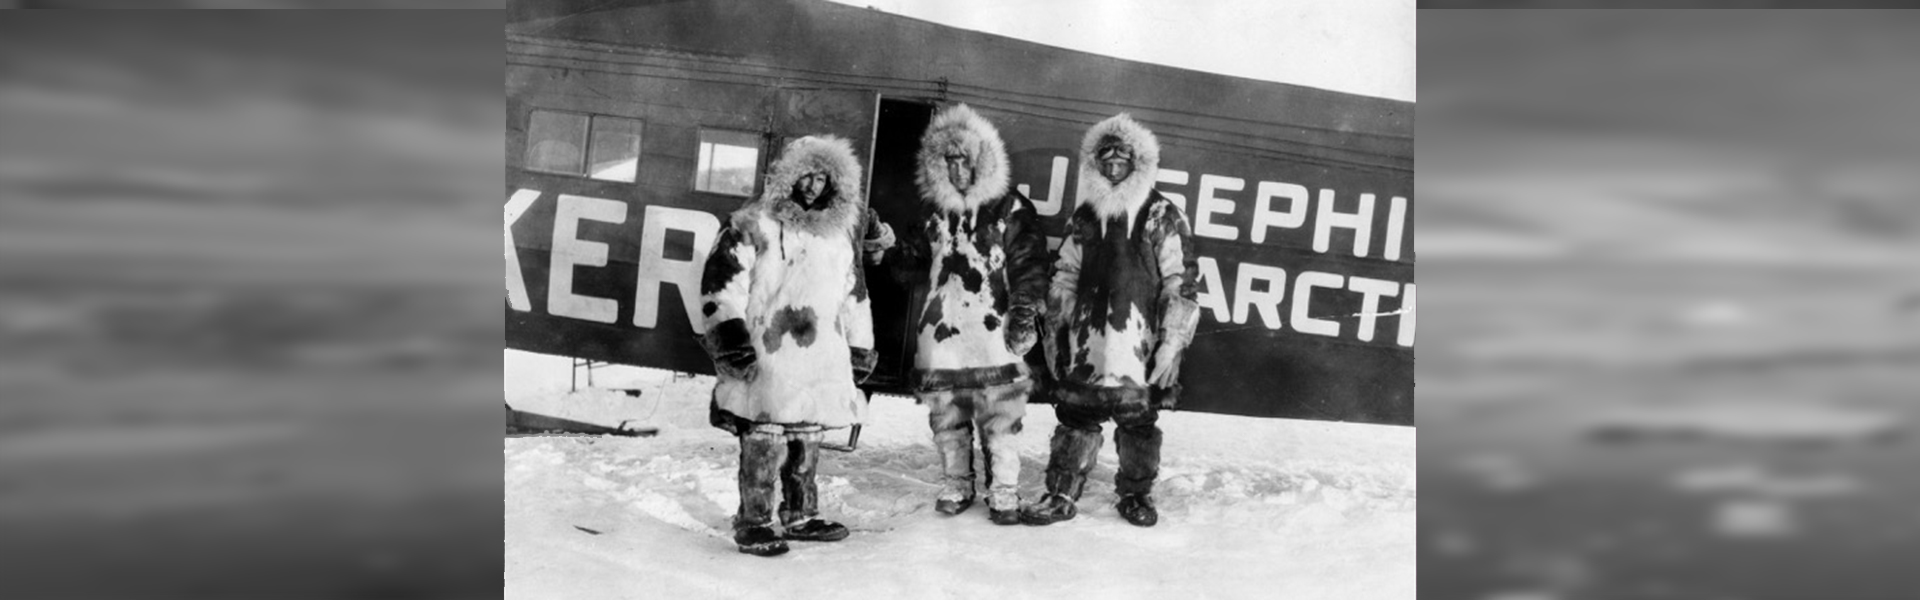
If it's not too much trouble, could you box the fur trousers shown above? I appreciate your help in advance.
[733,430,825,529]
[917,379,1032,500]
[1047,399,1161,497]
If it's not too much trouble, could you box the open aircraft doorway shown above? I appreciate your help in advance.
[862,98,936,389]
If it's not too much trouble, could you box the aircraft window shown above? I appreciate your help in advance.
[588,116,642,182]
[695,129,760,197]
[525,110,588,175]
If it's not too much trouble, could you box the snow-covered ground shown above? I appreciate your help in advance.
[505,350,1415,600]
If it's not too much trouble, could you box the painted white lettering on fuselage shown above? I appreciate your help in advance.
[510,151,1417,348]
[1015,155,1410,256]
[633,205,720,329]
[1194,174,1242,241]
[1014,156,1070,217]
[505,188,539,312]
[1011,157,1414,348]
[507,190,722,332]
[1189,260,1414,348]
[548,194,625,324]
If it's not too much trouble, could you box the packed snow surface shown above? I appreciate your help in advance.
[505,351,1414,600]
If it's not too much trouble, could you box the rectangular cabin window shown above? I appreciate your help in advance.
[524,110,643,183]
[526,110,588,175]
[695,129,760,197]
[587,116,642,182]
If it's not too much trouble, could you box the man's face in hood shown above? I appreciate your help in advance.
[1096,142,1135,185]
[794,171,830,208]
[945,154,974,193]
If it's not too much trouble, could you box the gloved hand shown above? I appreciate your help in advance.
[1004,307,1038,356]
[1148,297,1198,391]
[706,318,757,379]
[862,214,896,265]
[1147,341,1182,388]
[851,347,877,384]
[1148,342,1182,411]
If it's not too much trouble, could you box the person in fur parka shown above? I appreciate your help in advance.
[697,135,883,556]
[893,104,1050,525]
[1021,114,1200,528]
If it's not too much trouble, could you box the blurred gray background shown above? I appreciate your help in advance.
[0,12,500,598]
[2,1,502,8]
[1419,1,1920,8]
[1421,10,1920,600]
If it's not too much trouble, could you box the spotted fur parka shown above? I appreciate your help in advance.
[698,135,876,433]
[900,104,1050,392]
[1045,114,1201,406]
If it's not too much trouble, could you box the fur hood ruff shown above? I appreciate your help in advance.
[916,103,1012,213]
[754,135,866,238]
[1075,113,1161,221]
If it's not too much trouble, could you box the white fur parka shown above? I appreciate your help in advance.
[698,135,876,433]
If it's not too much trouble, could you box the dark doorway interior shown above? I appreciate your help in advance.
[862,98,935,390]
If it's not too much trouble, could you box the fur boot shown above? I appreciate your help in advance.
[1020,424,1102,526]
[733,432,789,556]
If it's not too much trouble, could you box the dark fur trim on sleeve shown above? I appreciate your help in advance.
[1000,190,1051,314]
[700,224,751,297]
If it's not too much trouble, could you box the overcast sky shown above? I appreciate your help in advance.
[823,0,1414,102]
